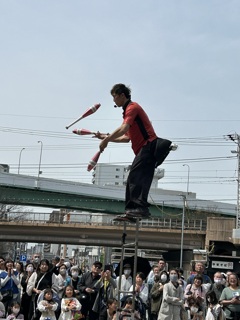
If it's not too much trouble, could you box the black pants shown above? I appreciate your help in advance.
[125,139,157,210]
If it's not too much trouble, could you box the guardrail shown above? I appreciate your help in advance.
[0,212,207,231]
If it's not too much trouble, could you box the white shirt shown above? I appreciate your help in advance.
[116,275,133,300]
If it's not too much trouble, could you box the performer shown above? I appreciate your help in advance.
[95,83,174,221]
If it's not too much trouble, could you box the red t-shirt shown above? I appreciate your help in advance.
[123,101,157,155]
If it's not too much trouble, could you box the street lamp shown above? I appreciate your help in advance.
[18,148,25,174]
[37,141,43,180]
[183,164,190,195]
[180,195,186,269]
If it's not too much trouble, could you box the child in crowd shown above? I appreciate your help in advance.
[186,296,203,320]
[205,291,225,320]
[120,297,141,320]
[6,302,24,320]
[37,288,58,320]
[59,285,82,320]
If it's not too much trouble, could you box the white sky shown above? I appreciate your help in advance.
[0,0,240,208]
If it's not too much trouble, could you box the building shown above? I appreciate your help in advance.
[92,163,164,188]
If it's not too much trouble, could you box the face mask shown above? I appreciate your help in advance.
[124,269,131,276]
[214,279,222,284]
[34,258,39,263]
[191,307,198,313]
[170,274,178,282]
[71,272,78,278]
[13,308,20,314]
[161,274,168,282]
[60,269,66,275]
[27,266,33,272]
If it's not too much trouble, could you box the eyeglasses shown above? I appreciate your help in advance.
[34,256,40,258]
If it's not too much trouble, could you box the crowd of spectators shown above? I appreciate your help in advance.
[0,254,239,320]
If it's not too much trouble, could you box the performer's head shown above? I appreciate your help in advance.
[111,83,131,107]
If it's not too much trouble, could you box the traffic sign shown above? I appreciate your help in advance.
[20,254,27,262]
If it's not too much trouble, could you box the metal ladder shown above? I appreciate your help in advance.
[115,218,141,320]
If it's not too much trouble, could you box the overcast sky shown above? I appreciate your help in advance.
[0,1,240,210]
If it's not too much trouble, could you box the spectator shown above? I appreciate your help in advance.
[99,298,117,320]
[93,269,117,315]
[150,271,169,320]
[209,271,225,301]
[6,301,24,320]
[187,262,212,287]
[58,285,81,320]
[176,267,187,291]
[31,254,41,271]
[129,272,148,305]
[64,262,72,276]
[0,259,19,312]
[185,296,203,320]
[15,262,24,303]
[37,288,58,320]
[20,262,34,320]
[51,256,62,276]
[147,265,161,320]
[220,273,240,320]
[148,265,161,290]
[148,259,167,284]
[56,264,72,299]
[70,265,82,300]
[184,275,207,318]
[158,268,184,320]
[0,257,6,274]
[120,297,141,320]
[27,259,58,320]
[116,264,133,300]
[205,290,223,320]
[78,261,102,320]
[225,271,233,287]
[0,292,6,318]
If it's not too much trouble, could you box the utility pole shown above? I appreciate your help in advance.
[180,194,186,269]
[226,133,240,228]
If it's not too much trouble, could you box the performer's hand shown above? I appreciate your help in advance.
[93,131,102,139]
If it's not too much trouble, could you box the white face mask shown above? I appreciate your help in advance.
[13,308,20,314]
[27,266,33,272]
[124,269,131,276]
[161,274,168,282]
[214,279,222,284]
[34,257,39,263]
[71,272,78,278]
[191,307,198,313]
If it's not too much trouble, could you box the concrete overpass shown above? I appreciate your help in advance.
[0,172,236,217]
[0,213,206,250]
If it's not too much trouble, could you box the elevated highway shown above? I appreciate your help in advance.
[0,172,236,217]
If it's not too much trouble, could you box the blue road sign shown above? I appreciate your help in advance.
[20,254,27,262]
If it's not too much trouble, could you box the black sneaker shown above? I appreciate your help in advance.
[113,214,138,223]
[126,207,151,219]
